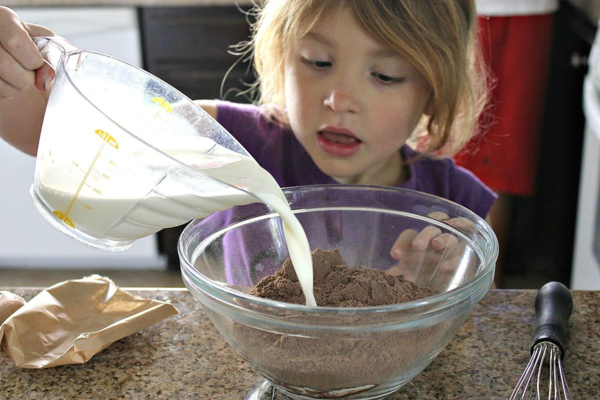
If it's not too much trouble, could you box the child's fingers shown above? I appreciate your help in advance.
[411,225,442,251]
[427,212,478,236]
[390,229,417,259]
[431,232,458,251]
[445,216,478,234]
[427,211,450,221]
[392,227,459,257]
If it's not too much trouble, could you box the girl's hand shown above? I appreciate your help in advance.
[0,7,55,100]
[390,211,459,258]
[388,212,475,283]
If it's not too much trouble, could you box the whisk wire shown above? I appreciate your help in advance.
[536,345,547,400]
[509,343,570,400]
[557,357,571,400]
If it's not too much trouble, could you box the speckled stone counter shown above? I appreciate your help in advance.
[1,288,598,399]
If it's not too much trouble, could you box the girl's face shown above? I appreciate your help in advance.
[284,6,431,186]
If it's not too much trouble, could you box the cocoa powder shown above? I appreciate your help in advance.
[229,249,443,397]
[251,248,436,307]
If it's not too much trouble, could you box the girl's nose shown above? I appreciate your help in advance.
[323,86,361,114]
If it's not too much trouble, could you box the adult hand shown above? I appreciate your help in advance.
[0,6,55,100]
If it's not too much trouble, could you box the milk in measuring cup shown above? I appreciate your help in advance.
[29,36,316,306]
[37,136,317,307]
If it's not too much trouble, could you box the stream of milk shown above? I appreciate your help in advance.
[37,136,317,306]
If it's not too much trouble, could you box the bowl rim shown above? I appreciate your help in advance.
[178,184,498,314]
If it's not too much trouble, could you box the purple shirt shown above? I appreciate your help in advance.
[216,100,496,219]
[208,101,497,287]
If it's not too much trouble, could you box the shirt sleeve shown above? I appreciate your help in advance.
[448,165,497,219]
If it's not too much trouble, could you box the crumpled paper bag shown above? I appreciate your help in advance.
[0,291,26,325]
[0,275,178,369]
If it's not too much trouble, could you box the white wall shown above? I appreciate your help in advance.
[572,78,600,289]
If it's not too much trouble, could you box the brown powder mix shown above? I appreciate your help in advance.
[251,248,436,307]
[227,249,444,398]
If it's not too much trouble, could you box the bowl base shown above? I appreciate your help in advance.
[245,379,397,400]
[246,380,278,399]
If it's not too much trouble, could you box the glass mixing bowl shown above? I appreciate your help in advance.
[179,185,497,399]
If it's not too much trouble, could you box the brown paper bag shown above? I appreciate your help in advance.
[0,275,178,368]
[0,291,26,325]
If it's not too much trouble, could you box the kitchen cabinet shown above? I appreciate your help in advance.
[139,5,254,101]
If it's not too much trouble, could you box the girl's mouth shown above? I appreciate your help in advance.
[316,128,362,157]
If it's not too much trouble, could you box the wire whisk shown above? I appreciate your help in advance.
[509,281,573,400]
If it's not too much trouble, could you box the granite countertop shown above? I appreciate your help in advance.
[1,288,598,399]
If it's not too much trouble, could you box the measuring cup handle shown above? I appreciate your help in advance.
[32,36,80,72]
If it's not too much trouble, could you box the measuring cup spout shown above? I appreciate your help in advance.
[32,36,81,72]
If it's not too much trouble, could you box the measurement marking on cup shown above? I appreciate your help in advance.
[92,168,111,180]
[52,129,119,229]
[99,154,117,166]
[152,97,173,113]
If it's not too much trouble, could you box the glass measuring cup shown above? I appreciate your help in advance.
[30,36,262,252]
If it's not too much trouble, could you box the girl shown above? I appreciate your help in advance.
[0,1,495,267]
[202,0,495,219]
[199,0,496,257]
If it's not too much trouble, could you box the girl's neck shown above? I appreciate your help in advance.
[333,150,408,187]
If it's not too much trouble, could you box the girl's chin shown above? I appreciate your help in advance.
[315,163,361,184]
[316,158,404,186]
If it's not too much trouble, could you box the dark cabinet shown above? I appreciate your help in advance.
[140,6,254,101]
[504,1,595,287]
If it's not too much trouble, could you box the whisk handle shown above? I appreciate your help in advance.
[532,281,573,358]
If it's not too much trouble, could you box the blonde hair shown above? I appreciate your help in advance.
[243,0,488,156]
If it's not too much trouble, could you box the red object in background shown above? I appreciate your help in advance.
[455,14,555,196]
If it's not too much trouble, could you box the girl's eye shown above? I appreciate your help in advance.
[373,72,404,84]
[302,57,332,69]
